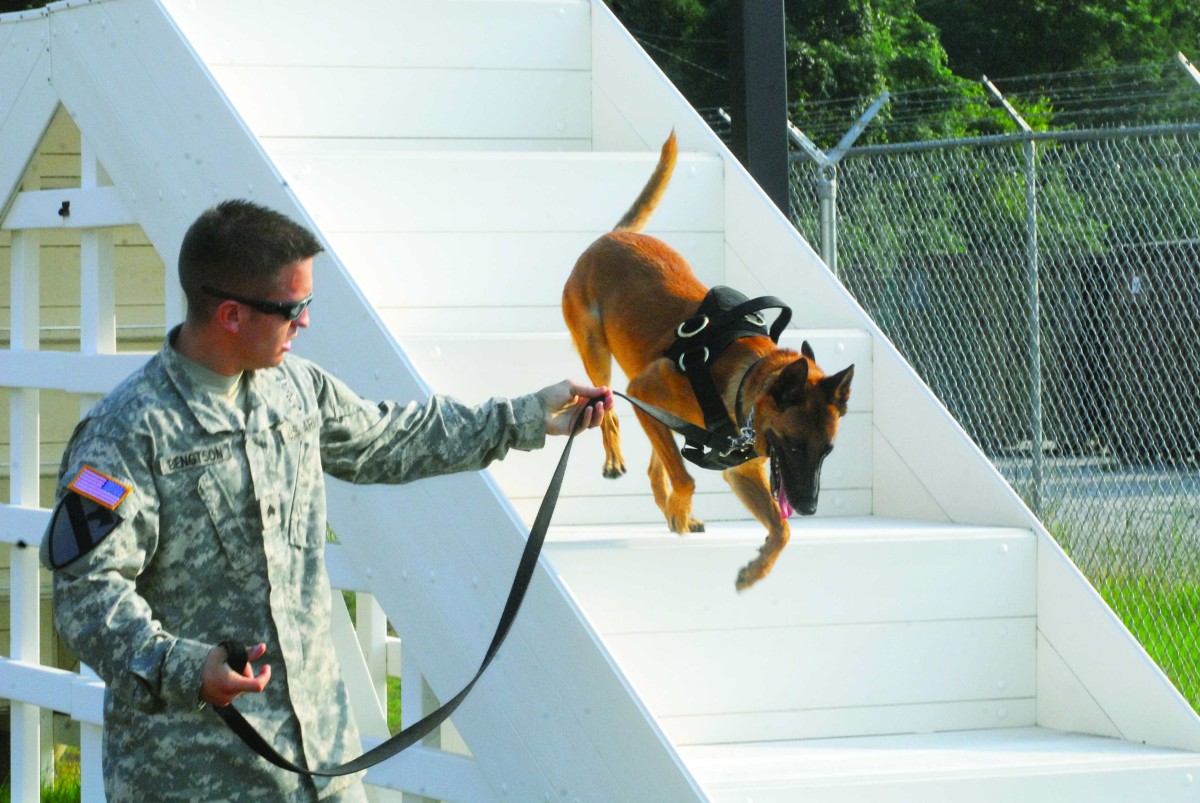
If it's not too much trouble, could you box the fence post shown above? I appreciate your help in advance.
[816,164,838,275]
[789,92,889,276]
[983,76,1043,516]
[9,228,48,799]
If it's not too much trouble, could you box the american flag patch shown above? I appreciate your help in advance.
[68,465,131,510]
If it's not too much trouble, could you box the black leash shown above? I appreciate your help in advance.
[214,397,603,777]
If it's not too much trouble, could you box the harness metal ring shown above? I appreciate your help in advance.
[677,347,710,373]
[744,312,766,327]
[676,315,709,338]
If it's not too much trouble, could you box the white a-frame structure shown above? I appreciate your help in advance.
[2,1,1199,800]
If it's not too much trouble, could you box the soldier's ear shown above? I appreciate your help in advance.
[215,299,243,334]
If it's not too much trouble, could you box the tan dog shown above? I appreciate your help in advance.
[562,132,854,590]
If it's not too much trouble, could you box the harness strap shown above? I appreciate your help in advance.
[662,287,792,470]
[214,397,603,777]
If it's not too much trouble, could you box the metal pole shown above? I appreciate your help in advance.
[729,0,789,214]
[816,165,838,275]
[984,75,1043,515]
[788,93,889,277]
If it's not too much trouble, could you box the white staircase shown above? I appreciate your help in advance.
[2,0,1199,800]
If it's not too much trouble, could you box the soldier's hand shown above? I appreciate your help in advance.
[200,642,271,707]
[538,380,613,436]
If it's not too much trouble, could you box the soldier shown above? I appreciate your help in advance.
[41,199,611,801]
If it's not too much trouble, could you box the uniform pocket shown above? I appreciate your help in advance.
[198,468,260,573]
[280,417,323,549]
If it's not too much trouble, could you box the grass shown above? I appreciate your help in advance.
[1096,574,1200,712]
[0,747,81,803]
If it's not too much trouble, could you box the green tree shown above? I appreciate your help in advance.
[608,0,975,145]
[916,0,1200,78]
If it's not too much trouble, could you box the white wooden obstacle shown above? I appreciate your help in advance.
[2,1,1200,801]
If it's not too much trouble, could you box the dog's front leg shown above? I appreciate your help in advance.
[632,408,704,533]
[599,411,627,478]
[724,459,791,591]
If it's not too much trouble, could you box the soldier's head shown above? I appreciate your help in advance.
[179,199,323,323]
[179,200,322,370]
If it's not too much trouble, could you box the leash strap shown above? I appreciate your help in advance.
[214,398,599,777]
[612,391,753,471]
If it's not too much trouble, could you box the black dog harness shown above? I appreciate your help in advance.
[662,287,792,470]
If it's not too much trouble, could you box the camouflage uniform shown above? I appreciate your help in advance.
[44,330,546,801]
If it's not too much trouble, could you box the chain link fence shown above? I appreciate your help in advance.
[791,119,1200,712]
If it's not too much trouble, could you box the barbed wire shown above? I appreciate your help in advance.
[791,59,1200,146]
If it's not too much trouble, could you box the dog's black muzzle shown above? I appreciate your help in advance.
[768,432,828,516]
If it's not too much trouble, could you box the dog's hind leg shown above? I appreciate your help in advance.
[724,459,791,591]
[563,306,627,478]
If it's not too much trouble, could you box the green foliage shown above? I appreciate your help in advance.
[610,0,1200,145]
[916,0,1200,78]
[0,1,50,13]
[787,0,957,100]
[388,675,403,735]
[0,748,82,803]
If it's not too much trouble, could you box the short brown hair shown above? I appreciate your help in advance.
[178,199,323,320]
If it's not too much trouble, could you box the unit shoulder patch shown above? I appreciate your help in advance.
[45,466,130,569]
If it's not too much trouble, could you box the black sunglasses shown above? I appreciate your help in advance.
[202,285,313,321]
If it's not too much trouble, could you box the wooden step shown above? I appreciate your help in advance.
[546,518,1036,744]
[276,147,724,332]
[172,0,593,149]
[399,330,872,524]
[678,727,1200,803]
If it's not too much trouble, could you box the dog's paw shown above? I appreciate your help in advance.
[667,515,704,535]
[602,461,626,479]
[735,564,760,592]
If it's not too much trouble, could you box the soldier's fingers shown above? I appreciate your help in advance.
[241,642,268,676]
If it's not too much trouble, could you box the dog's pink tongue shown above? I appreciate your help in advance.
[776,483,794,520]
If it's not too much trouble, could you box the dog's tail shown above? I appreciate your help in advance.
[613,131,678,233]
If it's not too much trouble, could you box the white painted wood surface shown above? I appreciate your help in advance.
[587,0,1200,758]
[167,0,592,150]
[681,728,1200,803]
[3,187,135,230]
[549,520,1036,743]
[0,25,56,211]
[164,0,591,71]
[396,330,871,524]
[4,1,1200,800]
[214,66,591,142]
[267,148,723,234]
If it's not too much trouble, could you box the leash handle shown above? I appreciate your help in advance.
[214,397,599,777]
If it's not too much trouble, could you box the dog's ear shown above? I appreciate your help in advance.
[801,340,816,360]
[822,365,854,416]
[770,357,810,407]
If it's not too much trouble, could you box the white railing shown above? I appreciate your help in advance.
[0,132,475,799]
[0,501,476,801]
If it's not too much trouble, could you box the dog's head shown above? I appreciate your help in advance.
[755,342,853,517]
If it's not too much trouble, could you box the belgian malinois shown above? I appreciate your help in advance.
[562,132,854,590]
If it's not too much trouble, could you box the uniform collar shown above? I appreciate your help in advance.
[162,327,308,436]
[161,327,248,435]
